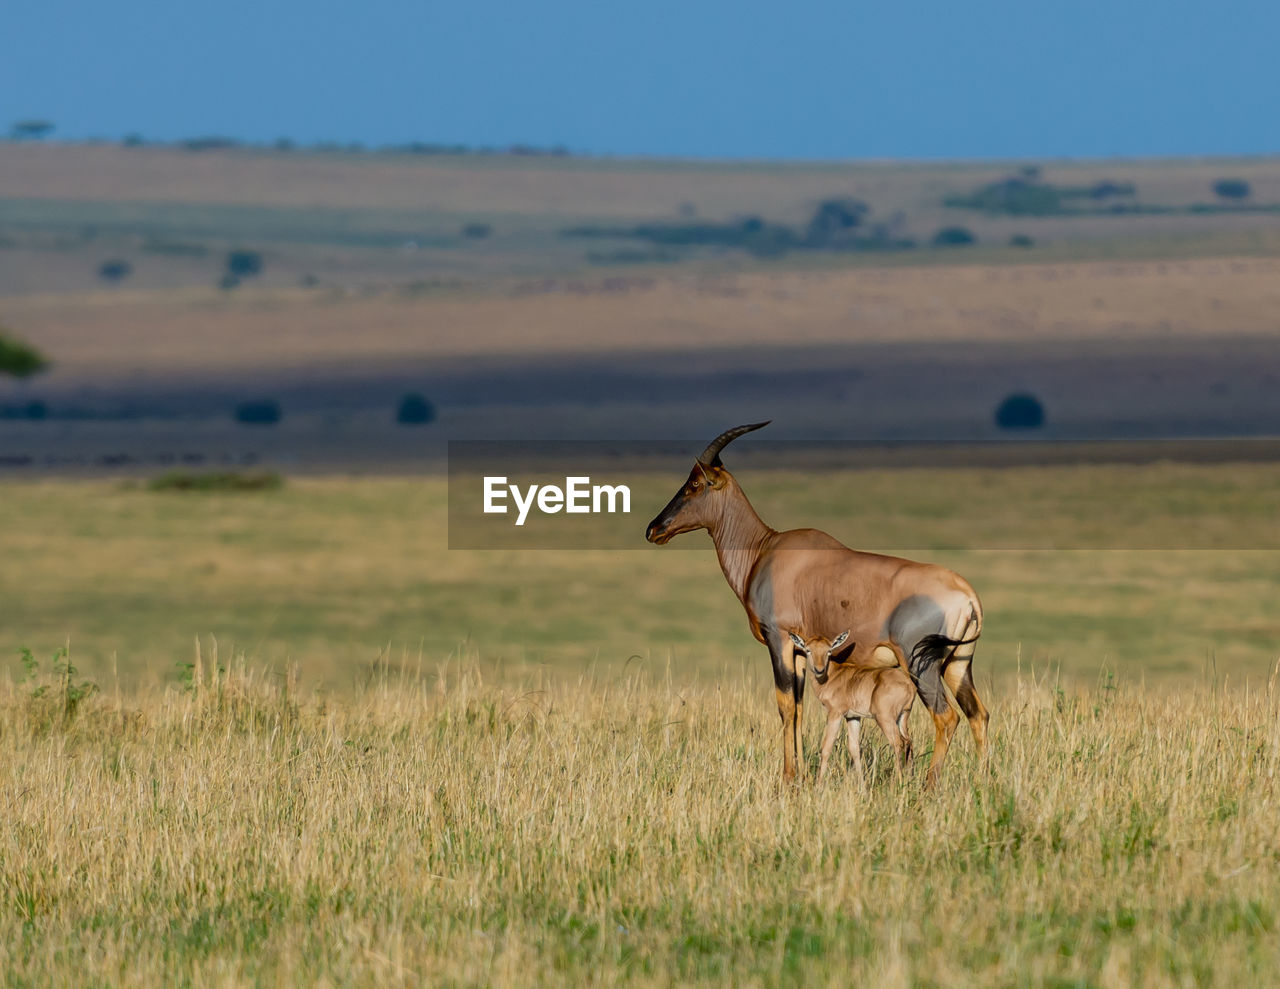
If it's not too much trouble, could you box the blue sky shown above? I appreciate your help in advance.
[5,0,1278,159]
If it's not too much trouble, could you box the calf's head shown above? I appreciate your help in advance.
[788,630,850,681]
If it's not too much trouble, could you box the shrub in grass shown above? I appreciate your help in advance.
[15,646,97,732]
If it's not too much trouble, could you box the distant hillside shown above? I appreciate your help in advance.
[2,143,1280,296]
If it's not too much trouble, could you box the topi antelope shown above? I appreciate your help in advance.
[644,421,988,785]
[789,630,915,785]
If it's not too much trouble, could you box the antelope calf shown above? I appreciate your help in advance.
[788,631,915,784]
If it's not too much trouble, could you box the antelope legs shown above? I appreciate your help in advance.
[897,709,914,765]
[874,711,911,782]
[792,648,807,779]
[817,714,844,783]
[772,637,805,783]
[774,685,799,783]
[844,717,864,786]
[943,658,989,758]
[925,704,960,788]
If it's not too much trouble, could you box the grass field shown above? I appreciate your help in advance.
[3,144,1280,984]
[4,466,1279,692]
[2,656,1277,985]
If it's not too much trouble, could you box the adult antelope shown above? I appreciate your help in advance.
[644,422,988,785]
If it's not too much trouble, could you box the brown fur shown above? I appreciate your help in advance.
[646,423,989,786]
[791,631,915,784]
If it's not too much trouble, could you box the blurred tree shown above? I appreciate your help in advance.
[10,119,54,140]
[98,259,133,282]
[806,198,870,243]
[0,328,50,379]
[932,226,976,246]
[396,393,437,425]
[226,250,263,278]
[995,393,1045,430]
[235,399,282,425]
[182,136,238,151]
[1088,180,1136,199]
[461,223,492,239]
[1212,179,1251,200]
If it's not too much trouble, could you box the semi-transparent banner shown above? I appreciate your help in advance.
[447,439,1280,550]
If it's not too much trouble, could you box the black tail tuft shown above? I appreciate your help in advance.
[909,631,980,677]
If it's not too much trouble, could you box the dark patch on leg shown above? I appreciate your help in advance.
[912,662,950,714]
[954,675,981,718]
[948,662,990,756]
[770,639,801,782]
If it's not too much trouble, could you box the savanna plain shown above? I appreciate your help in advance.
[2,469,1279,986]
[4,145,1280,985]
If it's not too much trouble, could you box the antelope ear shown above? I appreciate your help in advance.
[787,631,806,651]
[830,630,850,649]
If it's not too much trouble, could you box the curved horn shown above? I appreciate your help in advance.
[697,421,771,466]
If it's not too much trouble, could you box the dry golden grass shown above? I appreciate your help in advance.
[8,256,1280,384]
[4,471,1280,693]
[1,658,1277,986]
[2,464,1278,984]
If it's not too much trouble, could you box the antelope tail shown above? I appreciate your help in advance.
[908,628,980,674]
